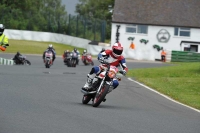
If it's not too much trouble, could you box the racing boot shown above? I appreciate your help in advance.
[82,74,95,91]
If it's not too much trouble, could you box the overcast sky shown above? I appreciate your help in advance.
[61,0,79,15]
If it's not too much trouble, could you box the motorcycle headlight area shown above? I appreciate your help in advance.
[108,70,116,79]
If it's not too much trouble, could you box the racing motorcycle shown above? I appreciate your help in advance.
[82,53,94,66]
[81,62,123,107]
[65,52,78,67]
[44,51,53,68]
[13,54,31,65]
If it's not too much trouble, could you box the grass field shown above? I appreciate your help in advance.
[4,39,85,55]
[127,62,200,110]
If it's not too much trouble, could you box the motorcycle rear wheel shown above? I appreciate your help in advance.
[82,95,92,104]
[92,84,110,107]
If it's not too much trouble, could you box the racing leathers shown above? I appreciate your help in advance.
[82,49,128,91]
[43,48,56,62]
[13,52,22,64]
[71,50,80,65]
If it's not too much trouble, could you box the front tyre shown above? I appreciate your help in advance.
[45,62,50,68]
[26,60,31,65]
[82,95,92,104]
[92,84,110,107]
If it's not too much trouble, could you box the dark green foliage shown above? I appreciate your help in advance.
[0,0,68,33]
[0,0,107,42]
[75,0,114,40]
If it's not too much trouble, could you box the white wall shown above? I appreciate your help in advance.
[4,29,90,49]
[111,23,200,60]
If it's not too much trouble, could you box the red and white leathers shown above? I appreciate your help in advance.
[82,49,128,90]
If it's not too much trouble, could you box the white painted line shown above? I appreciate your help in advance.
[127,77,200,113]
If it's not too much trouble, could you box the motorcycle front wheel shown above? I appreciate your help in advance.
[92,84,110,107]
[45,62,50,68]
[82,95,92,104]
[25,60,31,65]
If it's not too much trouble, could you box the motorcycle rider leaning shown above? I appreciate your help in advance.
[13,51,22,64]
[82,42,128,92]
[43,44,56,63]
[0,24,9,51]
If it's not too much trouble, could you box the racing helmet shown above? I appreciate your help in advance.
[0,24,5,35]
[48,44,53,49]
[83,49,87,53]
[112,42,123,57]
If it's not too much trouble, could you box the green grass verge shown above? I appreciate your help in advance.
[127,62,200,110]
[4,39,85,55]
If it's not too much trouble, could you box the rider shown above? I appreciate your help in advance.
[13,51,22,64]
[82,49,87,56]
[99,47,105,53]
[71,48,80,65]
[81,49,89,62]
[63,50,70,59]
[43,44,56,63]
[82,42,128,91]
[0,24,9,51]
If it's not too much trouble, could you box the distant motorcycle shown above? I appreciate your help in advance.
[44,51,53,68]
[13,55,31,65]
[82,53,94,66]
[65,52,78,67]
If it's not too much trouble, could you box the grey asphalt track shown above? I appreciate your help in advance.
[0,53,199,133]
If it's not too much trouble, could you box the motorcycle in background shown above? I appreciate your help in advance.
[82,53,94,66]
[44,51,53,68]
[65,52,78,67]
[13,54,31,65]
[81,62,124,107]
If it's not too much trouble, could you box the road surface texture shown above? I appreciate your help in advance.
[0,53,199,133]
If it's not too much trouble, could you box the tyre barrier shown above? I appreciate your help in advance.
[0,58,14,65]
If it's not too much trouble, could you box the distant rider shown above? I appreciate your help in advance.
[82,42,128,92]
[43,44,56,63]
[0,24,9,51]
[99,48,105,53]
[71,48,80,65]
[13,51,22,64]
[82,49,89,62]
[63,50,71,59]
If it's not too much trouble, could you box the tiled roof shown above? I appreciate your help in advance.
[112,0,200,28]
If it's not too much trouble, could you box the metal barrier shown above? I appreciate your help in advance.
[0,58,14,65]
[171,51,200,62]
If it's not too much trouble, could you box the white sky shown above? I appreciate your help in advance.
[61,0,79,15]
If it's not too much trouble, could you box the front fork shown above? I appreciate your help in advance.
[96,78,112,94]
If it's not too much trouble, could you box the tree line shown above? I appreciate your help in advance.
[0,0,114,41]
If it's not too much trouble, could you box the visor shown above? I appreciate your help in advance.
[113,49,123,55]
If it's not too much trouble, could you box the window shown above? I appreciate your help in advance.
[174,27,190,37]
[126,25,148,34]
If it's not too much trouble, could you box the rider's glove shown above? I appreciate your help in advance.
[99,57,105,63]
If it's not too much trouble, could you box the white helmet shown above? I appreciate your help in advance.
[48,44,53,48]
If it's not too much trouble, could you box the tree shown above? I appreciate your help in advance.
[75,0,114,40]
[0,0,68,33]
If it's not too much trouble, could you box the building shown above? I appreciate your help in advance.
[111,0,200,60]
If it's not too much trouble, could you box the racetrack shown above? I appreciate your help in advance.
[0,54,199,133]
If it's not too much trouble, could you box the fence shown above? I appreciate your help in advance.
[0,7,106,42]
[171,51,200,62]
[0,58,14,65]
